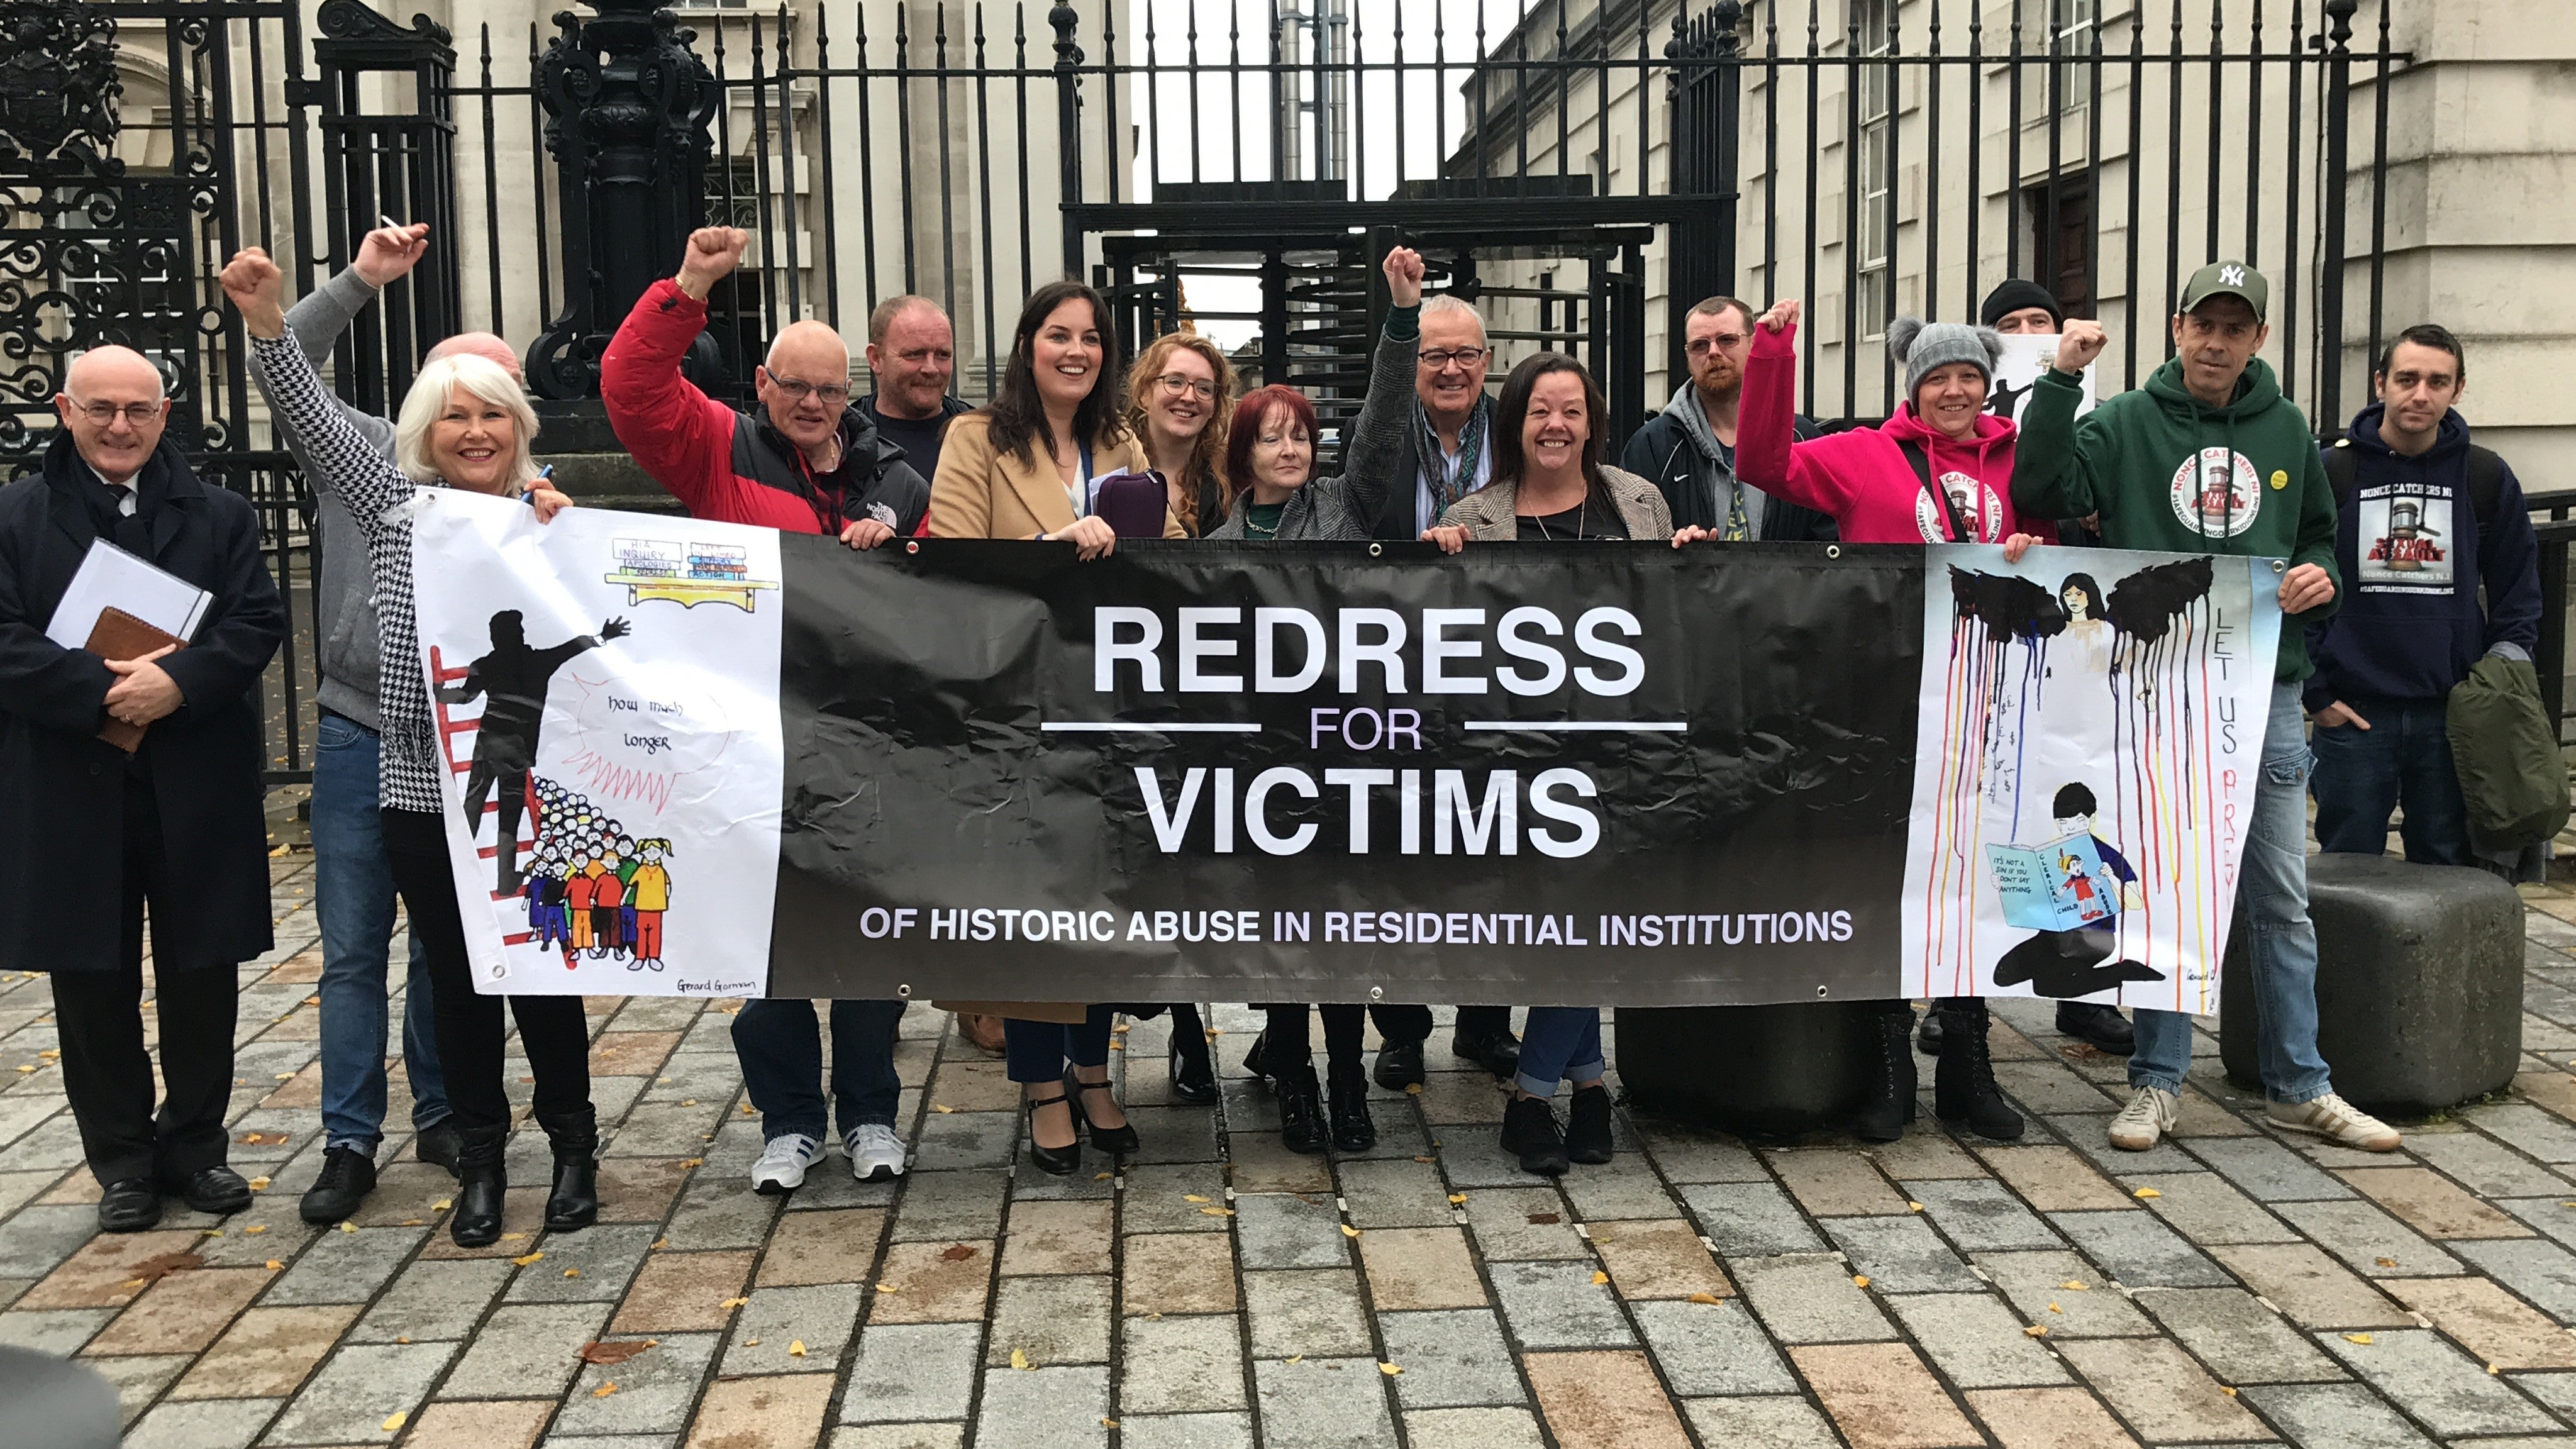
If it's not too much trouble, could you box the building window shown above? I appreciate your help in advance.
[2052,0,2098,114]
[1855,0,1893,339]
[706,157,761,231]
[2025,174,2094,321]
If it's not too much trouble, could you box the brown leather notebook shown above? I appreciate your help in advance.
[87,606,186,753]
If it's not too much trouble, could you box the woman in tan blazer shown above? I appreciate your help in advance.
[924,280,1163,1175]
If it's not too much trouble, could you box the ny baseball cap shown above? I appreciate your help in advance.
[2180,260,2268,323]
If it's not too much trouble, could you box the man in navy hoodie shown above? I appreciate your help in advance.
[2305,323,2540,866]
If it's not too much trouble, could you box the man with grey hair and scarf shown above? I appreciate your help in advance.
[1623,296,1835,543]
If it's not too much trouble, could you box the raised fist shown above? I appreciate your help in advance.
[677,227,752,299]
[353,221,431,287]
[2054,318,2109,375]
[1383,246,1426,309]
[220,247,286,338]
[1756,299,1802,335]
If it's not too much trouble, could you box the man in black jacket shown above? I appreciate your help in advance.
[0,346,287,1231]
[859,294,972,488]
[1623,296,1835,543]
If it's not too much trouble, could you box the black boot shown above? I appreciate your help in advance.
[2056,1000,2136,1055]
[1327,1062,1376,1153]
[1914,1006,1945,1056]
[1564,1084,1614,1165]
[1934,999,2026,1141]
[1501,1095,1569,1175]
[450,1124,509,1248]
[1241,1030,1274,1084]
[538,1108,600,1232]
[1278,1063,1328,1155]
[1167,1004,1220,1104]
[1855,1006,1918,1143]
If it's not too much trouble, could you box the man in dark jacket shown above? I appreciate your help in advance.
[859,294,972,487]
[0,346,287,1231]
[1622,296,1835,543]
[2306,323,2541,868]
[601,226,931,543]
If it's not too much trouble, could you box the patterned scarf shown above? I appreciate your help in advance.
[1414,392,1492,516]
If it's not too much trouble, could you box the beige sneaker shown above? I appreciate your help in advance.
[2109,1087,2179,1150]
[2267,1092,2401,1152]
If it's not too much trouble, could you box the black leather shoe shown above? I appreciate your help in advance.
[299,1146,377,1224]
[1168,1035,1220,1105]
[1277,1065,1328,1155]
[1372,1039,1426,1092]
[1564,1084,1615,1165]
[1857,1005,1919,1143]
[413,1119,465,1177]
[175,1165,252,1216]
[538,1109,601,1233]
[1914,1008,1945,1056]
[1500,1095,1568,1175]
[1451,1027,1522,1079]
[97,1178,161,1233]
[1024,1090,1081,1176]
[1934,1000,2026,1142]
[2056,1001,2136,1055]
[1328,1067,1377,1153]
[450,1124,509,1248]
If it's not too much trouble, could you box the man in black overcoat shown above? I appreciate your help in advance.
[0,345,287,1231]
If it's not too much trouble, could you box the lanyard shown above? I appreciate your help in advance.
[1900,439,1975,543]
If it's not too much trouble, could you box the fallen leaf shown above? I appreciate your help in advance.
[1102,1419,1119,1429]
[1342,1224,1362,1238]
[37,1049,57,1060]
[264,1259,284,1271]
[337,1221,357,1235]
[563,1268,582,1279]
[2344,1333,2373,1345]
[1907,1201,1925,1213]
[244,1224,267,1235]
[514,1252,545,1266]
[2048,1302,2062,1313]
[651,1238,668,1251]
[592,1382,618,1398]
[1528,1212,1562,1225]
[2023,1324,2048,1337]
[933,1104,956,1114]
[680,1099,697,1107]
[12,1065,30,1074]
[1687,1292,1721,1305]
[658,1077,672,1084]
[1404,1082,1423,1095]
[681,1158,704,1169]
[203,1228,223,1238]
[2490,1363,2502,1375]
[2132,1187,2162,1199]
[875,1282,899,1293]
[247,1177,270,1191]
[1093,1172,1114,1181]
[402,1219,424,1228]
[1010,1348,1031,1370]
[744,1337,760,1346]
[303,995,321,1007]
[1447,1194,1469,1206]
[2059,1280,2087,1291]
[381,1411,408,1432]
[395,1336,411,1344]
[1184,1194,1211,1203]
[502,1232,528,1242]
[125,1252,203,1285]
[721,1297,750,1309]
[941,1244,979,1261]
[1413,1155,1436,1164]
[240,1131,289,1145]
[1591,1270,1609,1285]
[2375,1257,2399,1268]
[787,1339,807,1358]
[2220,1386,2238,1397]
[433,1199,452,1211]
[1284,1355,1303,1364]
[1378,1362,1403,1376]
[1200,1206,1236,1218]
[579,1340,655,1365]
[1853,1275,1872,1288]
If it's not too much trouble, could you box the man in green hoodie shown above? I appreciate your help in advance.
[2012,260,2402,1157]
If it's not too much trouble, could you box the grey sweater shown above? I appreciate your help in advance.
[269,267,399,730]
[1206,316,1416,541]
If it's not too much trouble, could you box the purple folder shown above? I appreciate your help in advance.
[1089,469,1171,539]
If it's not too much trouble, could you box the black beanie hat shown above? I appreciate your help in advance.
[1980,279,2064,330]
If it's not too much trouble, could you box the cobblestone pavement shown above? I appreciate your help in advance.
[14,860,2576,1446]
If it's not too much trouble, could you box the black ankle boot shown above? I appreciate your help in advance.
[1277,1063,1327,1154]
[450,1124,509,1248]
[1855,1006,1919,1143]
[538,1108,600,1231]
[1934,999,2025,1141]
[1501,1095,1569,1175]
[1563,1084,1614,1165]
[1168,1005,1220,1104]
[1326,1063,1376,1153]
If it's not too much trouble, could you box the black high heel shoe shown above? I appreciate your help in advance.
[1024,1087,1081,1176]
[1064,1069,1141,1157]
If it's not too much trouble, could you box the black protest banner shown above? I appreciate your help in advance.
[770,539,1926,1006]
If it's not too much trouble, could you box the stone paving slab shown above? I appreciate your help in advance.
[23,864,2576,1444]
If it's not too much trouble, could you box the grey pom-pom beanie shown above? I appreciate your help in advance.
[1887,316,2004,406]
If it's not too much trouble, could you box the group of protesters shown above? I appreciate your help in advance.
[0,214,2534,1242]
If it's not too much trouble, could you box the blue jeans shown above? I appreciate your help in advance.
[1515,1006,1605,1099]
[2131,682,2331,1105]
[733,997,908,1140]
[2311,697,2472,866]
[311,713,448,1153]
[1002,1008,1116,1085]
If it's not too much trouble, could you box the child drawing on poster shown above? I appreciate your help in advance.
[1902,548,2280,1011]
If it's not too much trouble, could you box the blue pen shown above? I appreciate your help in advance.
[526,464,553,506]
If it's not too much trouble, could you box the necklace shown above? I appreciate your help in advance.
[1526,490,1587,541]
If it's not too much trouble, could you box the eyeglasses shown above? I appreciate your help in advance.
[1416,347,1489,370]
[1153,372,1218,401]
[767,374,853,406]
[1684,335,1749,357]
[68,398,163,427]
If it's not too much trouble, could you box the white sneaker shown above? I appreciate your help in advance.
[2268,1092,2401,1152]
[847,1123,909,1182]
[751,1133,824,1195]
[2109,1087,2180,1151]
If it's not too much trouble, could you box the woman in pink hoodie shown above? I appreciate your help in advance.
[1684,299,2048,555]
[1686,299,2041,1149]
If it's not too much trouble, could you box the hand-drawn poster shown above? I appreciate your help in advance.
[1985,334,2094,430]
[1900,544,2284,1014]
[409,491,784,997]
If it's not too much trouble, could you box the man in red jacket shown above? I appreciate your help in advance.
[601,226,929,544]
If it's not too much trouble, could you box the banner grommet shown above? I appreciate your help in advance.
[906,541,921,555]
[1814,985,1829,998]
[1368,543,1384,558]
[1368,985,1384,1001]
[896,983,913,998]
[1826,545,1841,559]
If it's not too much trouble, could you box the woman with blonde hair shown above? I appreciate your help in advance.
[228,246,603,1248]
[1124,330,1235,538]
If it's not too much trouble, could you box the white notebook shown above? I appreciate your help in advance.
[44,538,214,651]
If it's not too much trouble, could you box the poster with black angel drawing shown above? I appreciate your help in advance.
[1901,546,2285,1013]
